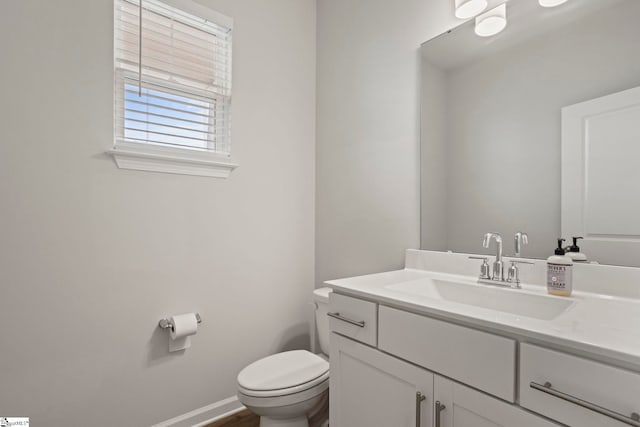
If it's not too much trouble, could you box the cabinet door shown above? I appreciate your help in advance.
[434,376,559,427]
[330,332,434,427]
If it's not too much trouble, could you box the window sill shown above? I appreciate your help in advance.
[107,141,238,178]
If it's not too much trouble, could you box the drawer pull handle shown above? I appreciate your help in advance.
[327,312,365,327]
[530,381,640,427]
[435,400,446,427]
[415,392,426,427]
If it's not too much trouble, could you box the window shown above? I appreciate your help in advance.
[110,0,237,177]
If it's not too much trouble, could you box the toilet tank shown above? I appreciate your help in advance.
[312,287,332,357]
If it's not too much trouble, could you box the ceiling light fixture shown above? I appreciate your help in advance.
[539,0,568,7]
[475,3,507,37]
[454,0,488,19]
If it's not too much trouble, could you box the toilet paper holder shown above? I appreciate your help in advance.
[158,313,202,332]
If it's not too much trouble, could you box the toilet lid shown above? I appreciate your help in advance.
[237,350,329,392]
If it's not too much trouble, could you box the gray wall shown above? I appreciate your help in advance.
[0,0,315,425]
[316,0,458,285]
[421,1,640,258]
[420,60,449,251]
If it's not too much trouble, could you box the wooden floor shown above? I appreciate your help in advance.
[204,409,260,427]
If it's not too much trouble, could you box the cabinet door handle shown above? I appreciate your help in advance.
[435,400,446,427]
[327,312,365,327]
[415,392,426,427]
[530,381,640,427]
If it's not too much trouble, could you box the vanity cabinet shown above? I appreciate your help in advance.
[330,331,558,427]
[328,294,564,427]
[328,291,640,427]
[330,332,434,427]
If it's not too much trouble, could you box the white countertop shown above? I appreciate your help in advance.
[326,267,640,371]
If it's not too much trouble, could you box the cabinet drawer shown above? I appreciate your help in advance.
[328,293,377,346]
[378,305,516,402]
[520,343,640,427]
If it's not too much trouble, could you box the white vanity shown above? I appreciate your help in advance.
[325,250,640,427]
[336,2,640,423]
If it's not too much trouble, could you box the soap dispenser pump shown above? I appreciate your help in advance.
[546,238,573,296]
[565,237,588,263]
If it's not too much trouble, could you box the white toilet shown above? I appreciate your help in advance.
[237,287,332,427]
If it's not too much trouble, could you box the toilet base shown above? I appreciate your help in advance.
[259,416,308,427]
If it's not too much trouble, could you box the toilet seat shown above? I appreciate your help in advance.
[237,350,329,398]
[238,376,329,411]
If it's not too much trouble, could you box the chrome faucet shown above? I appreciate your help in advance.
[483,232,504,281]
[514,232,529,257]
[471,232,532,288]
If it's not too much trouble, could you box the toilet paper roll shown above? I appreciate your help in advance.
[169,313,198,352]
[170,313,198,339]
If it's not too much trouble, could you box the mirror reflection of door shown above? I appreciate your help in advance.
[562,86,640,267]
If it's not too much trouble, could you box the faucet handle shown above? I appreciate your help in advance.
[469,256,491,280]
[511,260,534,264]
[507,260,534,287]
[483,232,502,248]
[514,231,529,257]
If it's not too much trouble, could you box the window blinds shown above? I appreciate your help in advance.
[114,0,232,153]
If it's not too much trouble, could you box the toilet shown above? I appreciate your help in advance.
[237,287,332,427]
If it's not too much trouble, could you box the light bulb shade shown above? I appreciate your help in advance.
[455,0,488,19]
[539,0,568,7]
[475,3,507,37]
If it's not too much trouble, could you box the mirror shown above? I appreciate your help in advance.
[420,0,640,266]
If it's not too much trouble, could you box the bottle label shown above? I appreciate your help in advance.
[547,264,572,292]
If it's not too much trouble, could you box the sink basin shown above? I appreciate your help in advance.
[386,278,574,320]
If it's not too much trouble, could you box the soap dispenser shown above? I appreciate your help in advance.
[565,237,588,263]
[547,238,573,296]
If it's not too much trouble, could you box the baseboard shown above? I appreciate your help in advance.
[151,396,245,427]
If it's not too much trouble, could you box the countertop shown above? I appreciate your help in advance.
[326,268,640,371]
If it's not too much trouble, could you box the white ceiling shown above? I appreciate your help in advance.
[421,0,628,70]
